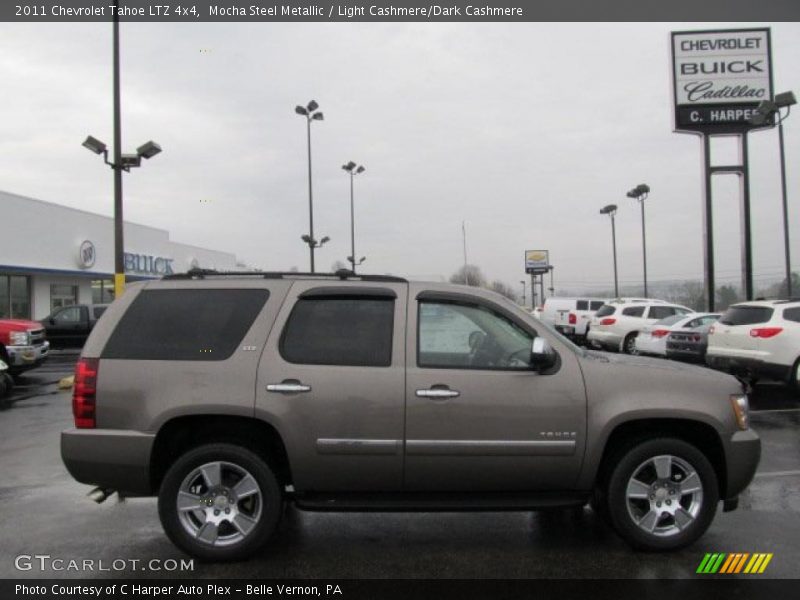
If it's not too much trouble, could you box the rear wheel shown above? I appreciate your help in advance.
[623,333,639,355]
[158,443,282,561]
[606,438,718,551]
[790,358,800,392]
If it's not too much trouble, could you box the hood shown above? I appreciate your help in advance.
[0,319,43,331]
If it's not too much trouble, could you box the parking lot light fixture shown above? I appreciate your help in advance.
[600,204,619,297]
[296,99,325,272]
[627,183,650,297]
[749,90,795,297]
[342,161,367,273]
[82,135,107,156]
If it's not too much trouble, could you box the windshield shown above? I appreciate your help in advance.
[720,306,773,326]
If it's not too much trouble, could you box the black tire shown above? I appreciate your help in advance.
[606,438,718,551]
[623,333,639,355]
[158,443,282,561]
[789,358,800,392]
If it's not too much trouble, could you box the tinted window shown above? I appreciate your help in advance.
[281,297,394,367]
[103,289,269,361]
[54,306,83,323]
[576,300,589,311]
[720,306,774,326]
[622,306,645,317]
[590,301,605,310]
[93,306,107,319]
[595,305,616,317]
[648,306,677,320]
[783,307,800,323]
[418,301,533,370]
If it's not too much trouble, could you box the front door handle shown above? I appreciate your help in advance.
[267,380,311,394]
[416,386,460,399]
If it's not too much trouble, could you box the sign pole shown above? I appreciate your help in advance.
[740,133,754,300]
[702,134,715,312]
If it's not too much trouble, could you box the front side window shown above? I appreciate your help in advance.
[281,297,394,367]
[54,306,82,323]
[103,289,269,361]
[418,301,533,370]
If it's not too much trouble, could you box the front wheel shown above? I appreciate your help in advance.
[606,438,718,551]
[158,443,282,561]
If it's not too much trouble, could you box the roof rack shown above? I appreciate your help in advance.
[162,267,407,283]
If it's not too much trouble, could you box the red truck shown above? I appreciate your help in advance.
[0,318,50,377]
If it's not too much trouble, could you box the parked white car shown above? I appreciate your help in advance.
[706,300,800,387]
[587,299,694,354]
[540,297,607,343]
[635,313,720,357]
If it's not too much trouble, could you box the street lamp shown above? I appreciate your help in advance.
[600,204,619,297]
[300,234,330,263]
[81,134,161,298]
[519,280,526,306]
[750,90,796,297]
[342,161,366,273]
[296,99,326,272]
[626,183,650,298]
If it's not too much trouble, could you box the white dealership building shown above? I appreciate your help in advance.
[1,190,242,320]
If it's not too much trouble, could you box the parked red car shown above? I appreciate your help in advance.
[0,318,50,376]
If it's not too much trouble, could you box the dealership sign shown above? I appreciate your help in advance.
[124,252,174,275]
[524,250,549,274]
[671,28,773,133]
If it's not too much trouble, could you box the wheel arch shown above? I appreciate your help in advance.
[150,415,293,494]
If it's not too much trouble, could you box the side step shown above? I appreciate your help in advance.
[293,491,589,512]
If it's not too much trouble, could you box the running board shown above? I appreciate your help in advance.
[293,491,589,512]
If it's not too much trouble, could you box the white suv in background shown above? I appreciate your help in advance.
[541,297,607,343]
[706,300,800,387]
[587,299,694,354]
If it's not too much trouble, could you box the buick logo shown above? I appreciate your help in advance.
[78,240,96,269]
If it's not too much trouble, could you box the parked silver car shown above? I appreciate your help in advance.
[61,270,760,561]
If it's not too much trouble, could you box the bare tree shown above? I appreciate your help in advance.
[449,264,486,288]
[489,280,518,302]
[331,260,348,272]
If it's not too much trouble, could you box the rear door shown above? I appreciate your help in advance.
[714,305,774,354]
[255,281,408,492]
[404,285,587,492]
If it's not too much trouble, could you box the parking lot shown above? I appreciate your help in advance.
[1,350,798,579]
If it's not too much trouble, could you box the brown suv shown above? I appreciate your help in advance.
[61,270,760,561]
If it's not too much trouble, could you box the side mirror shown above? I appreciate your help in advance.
[530,337,557,371]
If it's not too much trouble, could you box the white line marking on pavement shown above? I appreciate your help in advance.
[754,470,800,478]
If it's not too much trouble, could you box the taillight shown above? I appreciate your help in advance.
[73,358,99,429]
[708,325,715,334]
[569,313,577,325]
[600,318,616,326]
[651,329,670,338]
[750,327,783,339]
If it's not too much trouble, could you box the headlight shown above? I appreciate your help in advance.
[730,393,750,430]
[9,331,30,346]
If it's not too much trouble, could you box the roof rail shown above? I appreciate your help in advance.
[162,267,408,283]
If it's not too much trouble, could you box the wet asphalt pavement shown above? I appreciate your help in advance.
[0,351,798,580]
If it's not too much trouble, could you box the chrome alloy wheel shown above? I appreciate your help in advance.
[176,461,263,547]
[625,454,703,538]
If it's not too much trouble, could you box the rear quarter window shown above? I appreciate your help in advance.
[576,300,589,311]
[590,301,605,311]
[720,306,774,326]
[102,288,269,361]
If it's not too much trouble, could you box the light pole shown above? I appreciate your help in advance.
[82,8,161,300]
[342,161,366,273]
[519,280,526,306]
[600,204,619,297]
[750,91,796,298]
[626,183,650,297]
[295,100,326,272]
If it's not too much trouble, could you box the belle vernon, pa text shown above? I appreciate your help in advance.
[16,584,344,596]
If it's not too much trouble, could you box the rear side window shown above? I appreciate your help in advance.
[280,297,394,367]
[783,307,800,323]
[576,300,589,311]
[648,306,677,320]
[595,305,615,317]
[720,306,774,326]
[622,306,645,317]
[590,301,605,310]
[102,289,269,361]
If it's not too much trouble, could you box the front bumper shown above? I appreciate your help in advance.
[6,341,50,371]
[723,428,761,500]
[61,428,155,495]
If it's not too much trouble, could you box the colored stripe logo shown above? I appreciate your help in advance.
[697,553,773,574]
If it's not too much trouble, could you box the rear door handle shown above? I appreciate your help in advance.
[416,387,460,399]
[267,380,311,394]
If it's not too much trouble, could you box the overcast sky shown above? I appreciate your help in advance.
[1,21,799,294]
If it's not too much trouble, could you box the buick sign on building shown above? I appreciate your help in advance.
[671,28,773,134]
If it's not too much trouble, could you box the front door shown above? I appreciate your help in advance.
[404,287,587,491]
